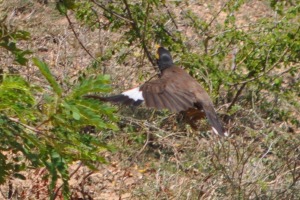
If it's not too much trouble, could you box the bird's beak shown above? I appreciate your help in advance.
[155,44,160,59]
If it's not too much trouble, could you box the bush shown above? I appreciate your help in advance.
[0,0,299,199]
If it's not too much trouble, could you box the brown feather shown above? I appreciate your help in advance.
[143,92,153,107]
[172,93,194,111]
[149,93,162,109]
[153,93,165,109]
[162,91,181,112]
[158,93,173,110]
[138,65,227,136]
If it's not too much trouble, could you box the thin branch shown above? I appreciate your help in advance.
[90,0,133,23]
[8,117,42,134]
[36,117,52,129]
[206,1,229,30]
[276,64,300,77]
[231,46,289,86]
[135,130,150,158]
[163,4,178,29]
[9,117,91,148]
[140,2,151,67]
[64,12,97,60]
[122,0,156,66]
[232,25,300,86]
[53,162,84,199]
[235,48,255,68]
[141,3,150,45]
[92,0,156,66]
[227,82,246,112]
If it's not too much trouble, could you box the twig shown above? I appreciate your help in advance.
[90,0,133,23]
[90,7,106,74]
[140,2,151,67]
[231,46,290,86]
[79,170,96,198]
[187,0,229,38]
[122,0,156,66]
[64,12,97,60]
[160,26,180,43]
[233,24,300,86]
[9,117,90,148]
[8,117,42,134]
[276,64,300,77]
[227,82,246,111]
[135,130,150,158]
[92,0,156,66]
[53,162,84,199]
[141,3,150,42]
[235,48,255,67]
[206,1,229,30]
[227,45,290,111]
[163,4,178,29]
[36,118,52,129]
[120,115,170,137]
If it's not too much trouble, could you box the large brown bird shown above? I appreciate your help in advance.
[86,46,228,136]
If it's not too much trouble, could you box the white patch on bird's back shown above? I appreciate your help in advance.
[122,87,144,101]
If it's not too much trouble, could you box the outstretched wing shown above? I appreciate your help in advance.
[85,67,197,112]
[140,73,196,112]
[85,66,228,136]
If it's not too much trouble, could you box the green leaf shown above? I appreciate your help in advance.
[56,1,67,14]
[71,106,81,120]
[69,74,112,98]
[56,0,76,14]
[32,58,62,96]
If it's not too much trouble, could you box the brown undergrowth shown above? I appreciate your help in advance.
[0,0,299,199]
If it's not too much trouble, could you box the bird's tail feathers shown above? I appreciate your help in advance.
[84,94,143,106]
[203,106,228,137]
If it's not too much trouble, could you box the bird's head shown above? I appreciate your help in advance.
[155,45,174,72]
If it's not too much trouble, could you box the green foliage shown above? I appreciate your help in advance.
[0,19,32,65]
[56,0,76,14]
[0,68,117,197]
[0,19,118,196]
[33,58,63,96]
[63,1,299,198]
[1,0,300,198]
[0,75,36,120]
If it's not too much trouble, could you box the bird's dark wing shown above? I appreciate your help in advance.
[84,66,227,136]
[156,66,228,136]
[140,71,196,112]
[86,67,197,112]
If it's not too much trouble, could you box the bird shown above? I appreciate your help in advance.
[85,46,228,136]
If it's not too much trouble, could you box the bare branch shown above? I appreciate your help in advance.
[90,0,133,23]
[122,0,156,66]
[64,12,97,60]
